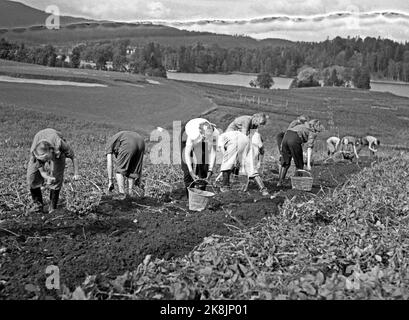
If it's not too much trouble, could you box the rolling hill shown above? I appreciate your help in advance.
[0,0,92,28]
[0,0,293,48]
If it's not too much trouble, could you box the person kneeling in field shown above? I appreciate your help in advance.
[277,119,324,187]
[357,135,380,157]
[326,136,341,156]
[106,131,145,200]
[27,128,80,214]
[217,130,269,196]
[182,118,220,197]
[339,136,360,161]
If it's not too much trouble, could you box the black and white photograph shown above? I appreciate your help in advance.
[0,0,409,306]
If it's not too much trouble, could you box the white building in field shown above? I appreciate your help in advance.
[105,61,114,71]
[126,46,137,55]
[79,60,97,69]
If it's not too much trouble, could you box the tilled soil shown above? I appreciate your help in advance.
[0,159,372,299]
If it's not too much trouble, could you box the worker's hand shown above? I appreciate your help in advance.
[73,174,81,181]
[46,176,56,185]
[306,164,312,171]
[189,171,199,181]
[206,171,213,180]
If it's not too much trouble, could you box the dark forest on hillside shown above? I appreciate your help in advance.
[1,36,409,83]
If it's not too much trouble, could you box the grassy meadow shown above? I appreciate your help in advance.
[0,60,214,133]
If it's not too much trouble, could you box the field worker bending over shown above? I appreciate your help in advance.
[217,130,269,196]
[358,135,380,156]
[326,136,341,156]
[182,118,220,197]
[276,115,309,154]
[106,131,145,200]
[339,136,360,161]
[27,128,80,214]
[277,120,324,187]
[226,113,267,136]
[225,113,267,175]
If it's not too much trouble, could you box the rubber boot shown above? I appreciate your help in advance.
[254,176,269,196]
[277,166,289,187]
[29,188,44,213]
[49,189,60,212]
[220,171,231,193]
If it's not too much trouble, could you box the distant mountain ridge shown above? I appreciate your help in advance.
[0,0,93,28]
[0,0,293,48]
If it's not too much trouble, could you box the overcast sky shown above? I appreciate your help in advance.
[15,0,409,41]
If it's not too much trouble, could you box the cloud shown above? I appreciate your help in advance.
[147,2,171,18]
[159,11,409,42]
[17,0,409,20]
[13,0,409,41]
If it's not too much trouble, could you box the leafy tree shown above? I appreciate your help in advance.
[70,46,82,68]
[324,68,346,87]
[255,72,274,89]
[2,36,409,83]
[353,66,371,89]
[296,66,321,88]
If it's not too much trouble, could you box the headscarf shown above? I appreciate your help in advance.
[199,121,216,141]
[297,115,308,123]
[252,113,267,127]
[33,140,54,162]
[308,119,325,133]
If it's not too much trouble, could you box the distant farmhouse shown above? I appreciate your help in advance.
[105,61,114,71]
[79,60,114,71]
[56,50,72,65]
[79,60,97,69]
[126,46,137,56]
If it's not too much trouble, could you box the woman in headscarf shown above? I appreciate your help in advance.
[181,118,220,197]
[27,128,80,213]
[277,119,325,187]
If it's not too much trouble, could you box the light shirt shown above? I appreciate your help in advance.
[226,115,254,136]
[184,118,219,172]
[327,136,341,145]
[362,136,378,146]
[288,123,317,149]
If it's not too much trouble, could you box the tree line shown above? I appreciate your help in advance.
[1,36,408,84]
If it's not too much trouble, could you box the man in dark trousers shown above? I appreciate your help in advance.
[277,119,324,187]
